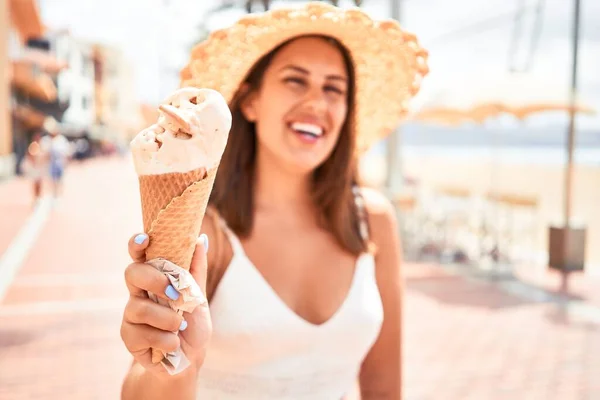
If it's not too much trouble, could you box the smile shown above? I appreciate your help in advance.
[289,122,325,140]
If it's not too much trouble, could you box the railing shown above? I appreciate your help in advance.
[391,184,541,272]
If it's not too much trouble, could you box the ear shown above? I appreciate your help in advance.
[238,83,258,122]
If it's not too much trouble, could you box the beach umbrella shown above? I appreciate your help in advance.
[408,107,472,126]
[409,72,595,125]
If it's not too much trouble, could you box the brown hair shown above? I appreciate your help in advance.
[209,35,369,255]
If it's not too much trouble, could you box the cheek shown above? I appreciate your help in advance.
[329,102,349,139]
[255,88,295,134]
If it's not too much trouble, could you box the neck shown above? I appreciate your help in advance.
[253,150,313,212]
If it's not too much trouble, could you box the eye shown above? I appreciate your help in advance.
[284,77,305,87]
[324,85,344,95]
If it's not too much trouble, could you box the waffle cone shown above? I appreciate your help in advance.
[139,166,218,271]
[139,166,217,365]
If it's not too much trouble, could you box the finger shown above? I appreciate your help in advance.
[120,321,180,356]
[128,233,149,263]
[124,297,185,332]
[189,234,209,294]
[158,104,191,131]
[124,262,172,300]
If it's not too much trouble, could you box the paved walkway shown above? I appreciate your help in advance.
[404,263,600,400]
[0,177,34,256]
[0,157,599,399]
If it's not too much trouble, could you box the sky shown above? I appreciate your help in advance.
[38,0,600,129]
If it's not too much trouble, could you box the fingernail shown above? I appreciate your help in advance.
[179,320,188,331]
[200,233,209,253]
[165,285,179,300]
[134,233,148,245]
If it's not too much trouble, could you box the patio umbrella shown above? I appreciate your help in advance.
[409,73,595,125]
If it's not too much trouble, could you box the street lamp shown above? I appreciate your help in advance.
[386,0,403,194]
[548,0,586,293]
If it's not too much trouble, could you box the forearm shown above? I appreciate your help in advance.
[359,367,401,400]
[360,388,399,400]
[121,362,198,400]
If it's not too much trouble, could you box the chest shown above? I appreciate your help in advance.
[206,251,384,372]
[240,220,358,326]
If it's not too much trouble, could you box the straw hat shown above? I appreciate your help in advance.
[180,2,429,152]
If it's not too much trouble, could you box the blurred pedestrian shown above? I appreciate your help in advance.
[22,131,46,206]
[40,117,71,198]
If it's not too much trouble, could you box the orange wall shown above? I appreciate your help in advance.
[0,0,11,157]
[8,0,44,43]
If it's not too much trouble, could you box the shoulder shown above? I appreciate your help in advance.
[358,187,397,231]
[201,206,234,301]
[357,187,400,260]
[201,206,231,268]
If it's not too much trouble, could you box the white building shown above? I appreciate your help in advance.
[91,44,143,145]
[49,31,96,136]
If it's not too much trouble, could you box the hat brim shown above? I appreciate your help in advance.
[180,2,428,152]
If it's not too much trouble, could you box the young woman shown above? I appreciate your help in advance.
[120,3,428,399]
[23,132,45,205]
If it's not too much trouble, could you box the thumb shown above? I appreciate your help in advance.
[189,234,209,294]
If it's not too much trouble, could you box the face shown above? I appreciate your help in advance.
[241,36,350,174]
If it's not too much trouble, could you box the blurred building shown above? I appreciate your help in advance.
[49,31,96,138]
[0,0,9,177]
[1,0,144,175]
[1,0,71,177]
[91,44,143,148]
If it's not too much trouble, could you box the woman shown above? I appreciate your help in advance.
[120,3,428,399]
[23,132,45,206]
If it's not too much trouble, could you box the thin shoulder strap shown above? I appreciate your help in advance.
[352,185,370,242]
[205,207,246,255]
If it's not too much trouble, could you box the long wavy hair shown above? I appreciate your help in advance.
[209,35,369,255]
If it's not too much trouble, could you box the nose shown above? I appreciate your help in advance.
[302,85,328,114]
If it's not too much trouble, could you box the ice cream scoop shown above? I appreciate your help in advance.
[131,87,232,176]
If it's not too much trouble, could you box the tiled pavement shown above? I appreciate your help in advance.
[0,177,34,257]
[0,157,138,400]
[0,157,599,399]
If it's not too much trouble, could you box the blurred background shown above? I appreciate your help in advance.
[1,0,599,399]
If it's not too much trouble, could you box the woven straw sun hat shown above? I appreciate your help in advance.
[180,2,429,152]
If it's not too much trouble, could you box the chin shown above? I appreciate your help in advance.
[258,139,335,175]
[283,148,333,175]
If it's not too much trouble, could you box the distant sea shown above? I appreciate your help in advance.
[372,124,600,166]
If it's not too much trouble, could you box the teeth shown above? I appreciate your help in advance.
[291,122,323,136]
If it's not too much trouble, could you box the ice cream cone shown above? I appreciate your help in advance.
[140,166,218,364]
[130,87,231,371]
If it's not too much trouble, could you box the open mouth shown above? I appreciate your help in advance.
[289,122,325,141]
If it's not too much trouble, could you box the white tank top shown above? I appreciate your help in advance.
[196,222,384,399]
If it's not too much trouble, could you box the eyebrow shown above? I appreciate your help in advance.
[279,65,347,82]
